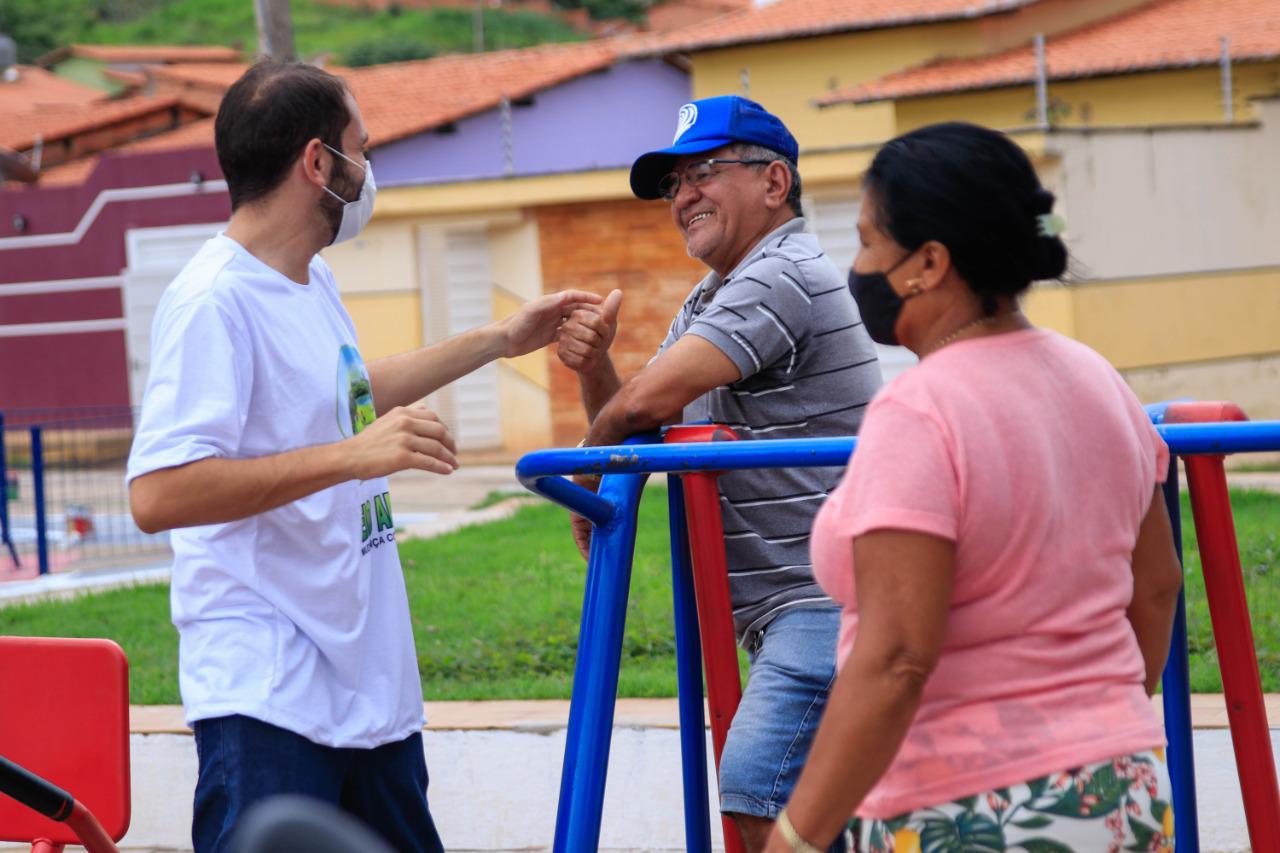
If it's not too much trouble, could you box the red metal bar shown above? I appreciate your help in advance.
[30,841,62,853]
[66,800,120,853]
[1167,402,1280,852]
[665,425,746,853]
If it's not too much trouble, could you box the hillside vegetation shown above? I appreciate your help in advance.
[0,0,592,66]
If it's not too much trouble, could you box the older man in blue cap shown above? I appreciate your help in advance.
[556,96,882,851]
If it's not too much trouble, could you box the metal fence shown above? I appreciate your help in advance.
[0,407,170,577]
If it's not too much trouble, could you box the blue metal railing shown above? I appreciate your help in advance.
[518,418,1280,853]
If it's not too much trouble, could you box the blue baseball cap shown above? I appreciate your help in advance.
[630,95,800,200]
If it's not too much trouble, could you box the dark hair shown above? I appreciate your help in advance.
[863,122,1068,315]
[215,61,352,211]
[734,142,803,217]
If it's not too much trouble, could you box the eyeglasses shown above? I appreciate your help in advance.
[657,158,773,201]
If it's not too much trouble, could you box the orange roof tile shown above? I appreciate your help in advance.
[0,96,187,152]
[30,156,101,187]
[9,39,645,169]
[822,0,1280,105]
[102,67,148,88]
[117,44,623,147]
[146,62,256,90]
[122,116,217,152]
[33,118,218,186]
[0,65,107,115]
[646,0,752,33]
[66,44,242,64]
[341,40,621,146]
[648,0,1036,53]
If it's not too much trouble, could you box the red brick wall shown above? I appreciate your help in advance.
[538,198,707,445]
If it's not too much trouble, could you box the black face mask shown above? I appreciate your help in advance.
[848,251,916,346]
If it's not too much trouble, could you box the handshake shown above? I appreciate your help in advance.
[555,288,624,376]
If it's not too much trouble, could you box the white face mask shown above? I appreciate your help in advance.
[322,143,376,245]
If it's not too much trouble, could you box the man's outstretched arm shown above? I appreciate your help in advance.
[130,405,456,534]
[564,335,740,558]
[585,334,741,447]
[368,289,602,414]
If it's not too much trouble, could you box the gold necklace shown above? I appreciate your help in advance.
[925,311,1022,355]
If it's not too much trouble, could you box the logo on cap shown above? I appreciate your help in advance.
[673,104,698,144]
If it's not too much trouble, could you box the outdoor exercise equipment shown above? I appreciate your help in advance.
[518,408,1280,853]
[0,637,129,853]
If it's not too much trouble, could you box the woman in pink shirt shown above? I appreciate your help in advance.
[765,123,1184,853]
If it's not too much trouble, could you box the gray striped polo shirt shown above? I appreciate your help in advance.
[657,217,882,641]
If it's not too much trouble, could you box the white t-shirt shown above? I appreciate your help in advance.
[127,234,424,749]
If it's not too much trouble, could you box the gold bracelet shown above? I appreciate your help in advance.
[776,808,824,853]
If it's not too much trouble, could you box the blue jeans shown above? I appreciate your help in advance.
[719,605,848,853]
[192,715,444,853]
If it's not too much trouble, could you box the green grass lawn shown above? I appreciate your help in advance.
[0,487,1276,704]
[90,0,582,63]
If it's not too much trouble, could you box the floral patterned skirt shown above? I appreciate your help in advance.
[854,748,1174,852]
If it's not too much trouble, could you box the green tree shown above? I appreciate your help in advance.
[553,0,652,23]
[343,35,436,67]
[0,0,102,63]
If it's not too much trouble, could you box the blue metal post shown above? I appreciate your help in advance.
[667,477,713,853]
[0,413,17,566]
[1160,459,1200,853]
[30,426,48,576]
[553,469,650,853]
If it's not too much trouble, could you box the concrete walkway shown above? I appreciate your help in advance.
[0,697,1271,852]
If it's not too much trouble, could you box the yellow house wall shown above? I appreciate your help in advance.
[320,220,423,361]
[341,209,552,452]
[691,24,981,150]
[489,218,553,450]
[893,63,1280,133]
[342,292,424,363]
[1023,267,1280,371]
[321,220,418,295]
[687,0,1160,151]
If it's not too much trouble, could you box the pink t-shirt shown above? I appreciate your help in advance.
[810,327,1170,819]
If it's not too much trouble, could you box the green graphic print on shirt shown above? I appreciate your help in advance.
[337,343,376,438]
[361,491,395,555]
[335,343,394,554]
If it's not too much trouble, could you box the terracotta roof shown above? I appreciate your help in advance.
[11,39,646,178]
[47,44,243,65]
[35,117,218,186]
[122,116,217,151]
[646,0,752,33]
[0,65,106,115]
[648,0,1037,53]
[822,0,1280,105]
[105,43,623,148]
[0,96,187,152]
[341,40,622,146]
[102,67,148,88]
[29,156,101,187]
[146,62,256,90]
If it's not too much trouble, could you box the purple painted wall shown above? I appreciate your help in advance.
[373,59,690,186]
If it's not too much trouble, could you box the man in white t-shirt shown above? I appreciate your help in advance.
[126,61,601,853]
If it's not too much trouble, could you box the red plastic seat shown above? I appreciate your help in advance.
[0,636,131,847]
